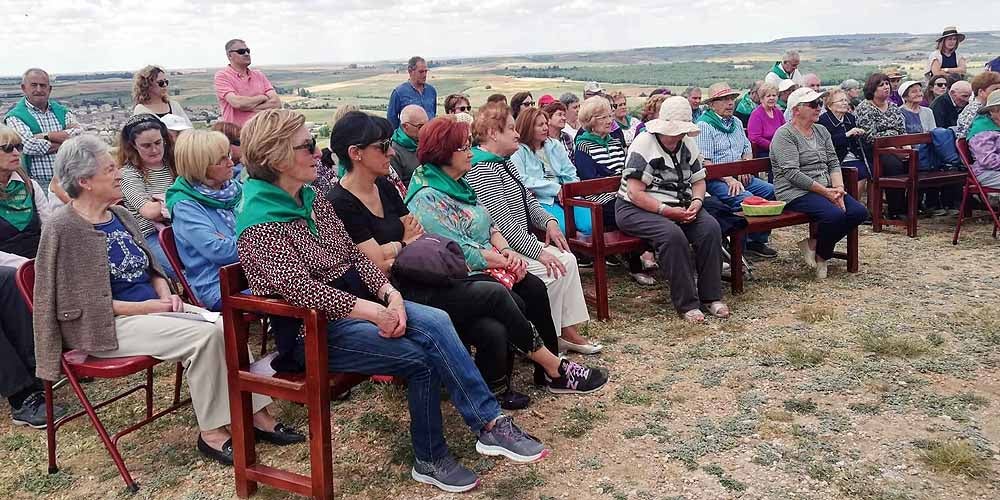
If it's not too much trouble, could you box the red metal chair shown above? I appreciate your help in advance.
[15,260,190,493]
[952,137,1000,244]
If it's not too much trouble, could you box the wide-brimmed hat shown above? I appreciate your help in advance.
[980,89,1000,114]
[936,26,966,43]
[787,88,824,109]
[778,79,798,93]
[705,82,741,102]
[884,69,904,80]
[897,81,923,100]
[584,81,604,95]
[644,96,701,137]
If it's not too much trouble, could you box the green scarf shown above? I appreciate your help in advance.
[165,176,241,214]
[735,92,757,117]
[0,178,33,231]
[968,114,1000,140]
[470,146,507,166]
[235,178,317,238]
[777,100,788,111]
[574,131,611,148]
[614,118,631,131]
[392,126,418,152]
[404,163,478,205]
[770,61,790,80]
[696,109,737,134]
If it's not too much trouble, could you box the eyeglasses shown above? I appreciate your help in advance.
[456,106,471,112]
[229,48,251,55]
[292,137,317,154]
[456,144,472,153]
[404,122,425,131]
[935,82,948,88]
[217,153,234,164]
[356,138,392,155]
[0,143,24,153]
[156,79,169,88]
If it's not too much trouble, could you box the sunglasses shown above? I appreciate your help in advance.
[156,79,169,88]
[229,48,251,55]
[230,139,241,147]
[292,137,317,154]
[354,138,392,155]
[800,100,822,109]
[521,101,535,107]
[456,106,471,112]
[935,82,948,88]
[1,143,25,153]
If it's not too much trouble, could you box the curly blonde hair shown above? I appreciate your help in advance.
[640,95,668,122]
[241,109,306,183]
[132,65,167,106]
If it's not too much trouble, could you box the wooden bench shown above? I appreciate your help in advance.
[871,133,967,237]
[220,264,368,499]
[705,158,860,293]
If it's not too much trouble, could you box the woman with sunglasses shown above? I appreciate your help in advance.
[771,88,868,279]
[510,92,534,120]
[210,121,243,180]
[118,113,178,279]
[924,76,950,107]
[131,65,190,122]
[610,92,641,147]
[444,94,472,115]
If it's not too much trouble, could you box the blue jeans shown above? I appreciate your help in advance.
[706,177,774,244]
[301,301,501,462]
[786,193,868,261]
[144,232,177,280]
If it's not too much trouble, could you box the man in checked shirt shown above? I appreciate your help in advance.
[4,68,84,197]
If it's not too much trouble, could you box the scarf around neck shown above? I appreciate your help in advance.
[574,131,611,148]
[470,146,507,166]
[770,61,790,80]
[392,126,418,152]
[969,114,1000,140]
[697,109,737,134]
[235,178,317,238]
[0,177,33,231]
[735,92,757,116]
[404,163,478,205]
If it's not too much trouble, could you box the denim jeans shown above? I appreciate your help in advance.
[293,301,500,462]
[706,177,774,244]
[144,232,177,280]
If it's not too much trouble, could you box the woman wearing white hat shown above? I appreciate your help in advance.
[770,88,868,279]
[927,27,967,79]
[615,96,728,323]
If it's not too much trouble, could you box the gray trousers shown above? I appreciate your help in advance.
[0,266,39,399]
[615,202,724,313]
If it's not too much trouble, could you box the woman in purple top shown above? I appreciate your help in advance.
[747,82,785,158]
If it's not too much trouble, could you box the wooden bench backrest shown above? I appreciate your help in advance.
[561,176,621,198]
[705,158,771,180]
[874,132,932,149]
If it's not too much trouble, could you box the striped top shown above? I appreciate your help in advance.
[574,137,627,181]
[120,163,175,237]
[465,154,555,260]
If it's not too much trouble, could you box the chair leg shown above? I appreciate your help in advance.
[45,381,58,474]
[593,255,610,321]
[979,187,1000,239]
[172,363,184,405]
[907,185,919,238]
[730,233,745,294]
[259,317,269,357]
[953,185,969,245]
[144,367,154,420]
[65,369,139,492]
[871,183,883,233]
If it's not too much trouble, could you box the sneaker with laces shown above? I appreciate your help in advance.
[746,241,778,259]
[411,454,479,493]
[476,415,549,463]
[546,360,609,395]
[11,392,66,429]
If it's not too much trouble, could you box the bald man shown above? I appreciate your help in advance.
[390,104,429,185]
[931,80,972,129]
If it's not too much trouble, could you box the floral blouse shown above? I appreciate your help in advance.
[854,99,905,145]
[405,187,499,272]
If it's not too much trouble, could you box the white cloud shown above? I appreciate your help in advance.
[1,0,996,75]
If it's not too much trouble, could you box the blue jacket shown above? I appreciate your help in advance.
[509,140,579,205]
[171,200,239,310]
[386,81,437,128]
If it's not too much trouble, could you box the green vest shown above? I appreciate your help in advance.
[4,98,68,171]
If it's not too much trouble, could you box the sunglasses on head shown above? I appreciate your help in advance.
[156,79,169,88]
[0,143,25,153]
[229,48,251,55]
[292,137,317,154]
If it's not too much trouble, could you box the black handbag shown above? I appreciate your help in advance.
[391,234,469,286]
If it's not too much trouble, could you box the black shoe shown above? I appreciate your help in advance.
[497,389,531,410]
[197,436,234,466]
[577,255,594,268]
[255,423,306,445]
[746,241,778,259]
[11,392,66,429]
[604,256,622,267]
[546,360,609,394]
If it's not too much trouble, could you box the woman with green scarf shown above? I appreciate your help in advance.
[165,129,242,310]
[968,89,1000,188]
[574,96,628,180]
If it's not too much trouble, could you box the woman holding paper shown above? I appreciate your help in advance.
[33,135,303,466]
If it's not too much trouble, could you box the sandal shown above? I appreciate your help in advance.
[682,309,706,323]
[705,301,731,319]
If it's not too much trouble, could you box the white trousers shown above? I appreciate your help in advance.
[515,246,590,332]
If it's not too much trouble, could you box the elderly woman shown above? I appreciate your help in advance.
[510,92,534,120]
[747,82,785,158]
[329,112,607,408]
[118,113,178,278]
[210,121,243,180]
[957,71,1000,139]
[132,65,190,121]
[466,103,602,354]
[610,92,641,146]
[818,89,870,184]
[898,80,963,214]
[615,96,728,322]
[771,89,868,279]
[928,27,967,79]
[35,135,300,465]
[235,109,547,492]
[855,73,908,219]
[444,94,472,115]
[633,94,668,137]
[164,130,241,310]
[574,96,627,180]
[968,90,1000,189]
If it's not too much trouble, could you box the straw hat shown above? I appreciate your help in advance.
[704,82,741,102]
[936,26,966,43]
[643,96,701,137]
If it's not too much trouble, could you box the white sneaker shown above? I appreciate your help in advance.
[797,239,816,269]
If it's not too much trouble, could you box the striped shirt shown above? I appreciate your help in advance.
[618,134,705,206]
[120,163,175,237]
[696,118,752,164]
[466,155,555,260]
[574,137,627,180]
[4,100,82,187]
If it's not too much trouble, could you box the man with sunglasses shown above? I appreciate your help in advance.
[386,56,437,129]
[930,80,972,129]
[4,68,83,190]
[214,39,281,127]
[390,105,428,186]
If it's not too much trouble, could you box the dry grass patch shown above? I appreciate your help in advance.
[795,304,837,323]
[918,440,991,479]
[858,327,931,358]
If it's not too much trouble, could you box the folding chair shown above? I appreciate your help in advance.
[952,137,1000,244]
[15,260,190,493]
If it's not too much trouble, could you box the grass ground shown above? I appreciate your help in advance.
[2,215,1000,500]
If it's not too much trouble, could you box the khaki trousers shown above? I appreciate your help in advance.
[91,305,270,431]
[514,246,590,332]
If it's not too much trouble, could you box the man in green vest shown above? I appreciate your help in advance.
[764,50,805,88]
[3,68,83,189]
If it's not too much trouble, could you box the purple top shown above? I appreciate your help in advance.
[747,105,786,151]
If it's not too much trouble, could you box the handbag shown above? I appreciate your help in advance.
[482,247,518,290]
[392,234,468,286]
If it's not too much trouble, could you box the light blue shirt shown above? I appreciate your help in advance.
[509,140,579,205]
[386,81,437,128]
[696,117,752,164]
[171,200,239,310]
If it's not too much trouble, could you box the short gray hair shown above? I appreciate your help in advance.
[55,135,109,199]
[22,68,49,84]
[783,50,800,62]
[407,56,426,71]
[682,86,701,97]
[840,79,861,90]
[225,39,245,51]
[559,92,579,106]
[578,96,612,132]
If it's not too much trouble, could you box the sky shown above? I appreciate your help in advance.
[2,0,998,76]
